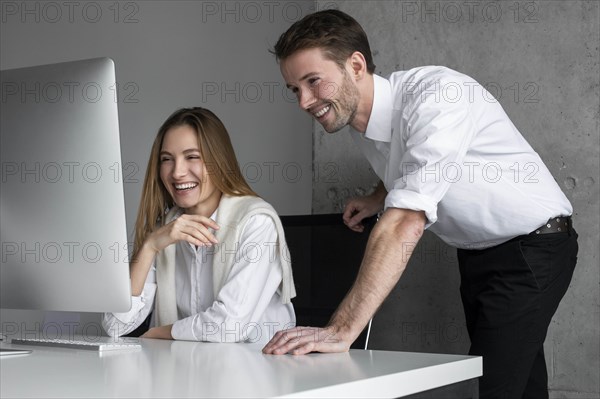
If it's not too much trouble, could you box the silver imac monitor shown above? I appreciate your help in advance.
[0,58,132,313]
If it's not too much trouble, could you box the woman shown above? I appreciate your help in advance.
[103,107,296,344]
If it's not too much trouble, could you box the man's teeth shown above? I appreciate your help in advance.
[175,183,198,190]
[314,105,330,118]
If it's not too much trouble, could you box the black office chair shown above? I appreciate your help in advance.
[280,213,377,350]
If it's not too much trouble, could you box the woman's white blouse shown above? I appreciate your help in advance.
[102,213,295,345]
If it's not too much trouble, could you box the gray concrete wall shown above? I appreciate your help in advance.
[313,1,599,397]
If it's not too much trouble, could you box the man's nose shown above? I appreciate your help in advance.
[298,87,317,110]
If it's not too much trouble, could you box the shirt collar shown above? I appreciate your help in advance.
[363,74,393,142]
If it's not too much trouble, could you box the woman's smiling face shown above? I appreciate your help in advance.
[159,125,221,216]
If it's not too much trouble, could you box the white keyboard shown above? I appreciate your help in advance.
[11,337,141,352]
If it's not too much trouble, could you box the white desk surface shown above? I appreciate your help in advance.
[1,338,481,398]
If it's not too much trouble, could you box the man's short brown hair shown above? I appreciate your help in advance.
[272,9,376,74]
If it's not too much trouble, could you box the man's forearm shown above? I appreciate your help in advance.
[328,208,425,342]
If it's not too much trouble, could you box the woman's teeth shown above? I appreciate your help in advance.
[175,183,198,191]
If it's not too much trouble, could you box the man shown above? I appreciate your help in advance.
[262,9,578,399]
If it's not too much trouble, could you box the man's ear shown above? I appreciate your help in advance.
[347,51,368,80]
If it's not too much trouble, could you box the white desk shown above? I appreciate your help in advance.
[1,339,481,398]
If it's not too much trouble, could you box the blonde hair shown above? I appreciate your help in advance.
[133,107,257,258]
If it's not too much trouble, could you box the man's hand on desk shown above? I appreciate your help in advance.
[262,326,350,355]
[141,325,174,340]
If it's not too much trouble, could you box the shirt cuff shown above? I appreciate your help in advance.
[171,315,198,341]
[112,283,156,324]
[385,188,438,228]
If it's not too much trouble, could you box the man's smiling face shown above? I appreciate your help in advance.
[280,47,360,133]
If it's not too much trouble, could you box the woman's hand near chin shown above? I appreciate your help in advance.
[147,214,220,251]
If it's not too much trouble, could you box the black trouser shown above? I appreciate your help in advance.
[457,229,578,399]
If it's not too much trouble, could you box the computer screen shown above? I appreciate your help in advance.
[280,213,377,350]
[0,58,132,313]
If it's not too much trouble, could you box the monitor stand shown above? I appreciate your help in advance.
[0,348,32,356]
[0,334,33,356]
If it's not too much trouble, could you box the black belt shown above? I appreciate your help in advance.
[530,216,572,235]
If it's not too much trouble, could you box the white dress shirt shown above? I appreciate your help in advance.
[103,212,295,345]
[350,67,572,249]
